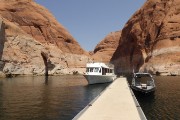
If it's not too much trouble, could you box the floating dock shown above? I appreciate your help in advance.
[73,77,146,120]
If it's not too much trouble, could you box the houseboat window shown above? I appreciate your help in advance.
[105,68,108,73]
[86,68,89,72]
[102,68,105,75]
[94,67,99,72]
[90,68,93,72]
[99,68,101,73]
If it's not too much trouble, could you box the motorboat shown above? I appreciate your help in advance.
[131,73,155,93]
[83,62,116,84]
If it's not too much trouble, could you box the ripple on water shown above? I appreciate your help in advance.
[131,76,180,120]
[0,75,110,120]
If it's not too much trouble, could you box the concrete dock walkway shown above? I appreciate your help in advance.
[73,77,146,120]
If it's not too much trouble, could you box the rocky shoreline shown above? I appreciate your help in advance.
[1,72,180,79]
[0,68,86,78]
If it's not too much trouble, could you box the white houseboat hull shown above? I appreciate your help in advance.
[83,74,116,84]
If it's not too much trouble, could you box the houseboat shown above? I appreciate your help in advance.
[83,62,116,84]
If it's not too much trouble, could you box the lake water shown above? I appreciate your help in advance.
[0,75,109,120]
[0,75,179,120]
[129,76,180,120]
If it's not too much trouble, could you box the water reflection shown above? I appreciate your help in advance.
[1,75,179,120]
[0,75,109,120]
[128,76,180,120]
[44,76,48,85]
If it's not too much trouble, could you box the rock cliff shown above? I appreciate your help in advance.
[91,31,121,62]
[0,0,89,77]
[111,0,180,75]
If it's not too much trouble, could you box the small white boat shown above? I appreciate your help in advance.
[131,73,155,93]
[83,62,116,84]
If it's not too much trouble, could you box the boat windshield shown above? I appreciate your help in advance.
[135,74,153,85]
[135,74,151,78]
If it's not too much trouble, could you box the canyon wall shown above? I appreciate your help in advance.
[0,0,89,77]
[1,0,179,76]
[111,0,180,75]
[91,31,121,62]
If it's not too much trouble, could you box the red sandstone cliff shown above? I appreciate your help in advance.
[0,0,86,54]
[91,31,121,62]
[0,0,89,76]
[111,0,180,75]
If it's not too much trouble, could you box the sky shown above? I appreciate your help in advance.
[35,0,146,51]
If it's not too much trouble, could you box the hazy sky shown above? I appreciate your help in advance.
[35,0,146,51]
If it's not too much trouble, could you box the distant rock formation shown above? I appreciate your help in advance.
[0,0,89,77]
[92,31,121,62]
[111,0,180,75]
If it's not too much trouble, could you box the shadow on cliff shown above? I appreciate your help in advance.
[111,41,144,75]
[41,52,49,76]
[0,19,6,72]
[41,52,55,77]
[41,52,55,84]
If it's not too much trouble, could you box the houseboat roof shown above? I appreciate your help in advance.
[86,62,113,69]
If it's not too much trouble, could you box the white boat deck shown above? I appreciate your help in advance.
[73,77,146,120]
